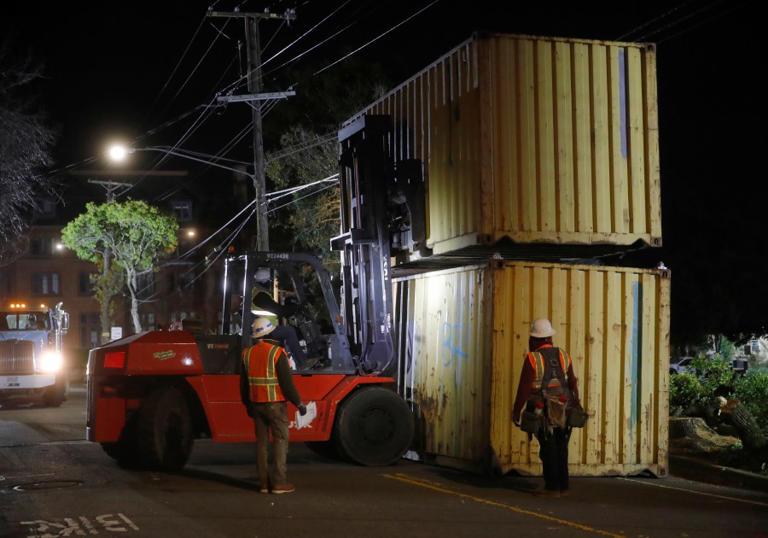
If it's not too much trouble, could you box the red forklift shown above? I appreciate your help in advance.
[86,116,422,470]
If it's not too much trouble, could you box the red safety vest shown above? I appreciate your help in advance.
[527,345,572,391]
[242,341,286,403]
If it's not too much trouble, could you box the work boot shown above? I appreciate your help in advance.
[271,482,295,494]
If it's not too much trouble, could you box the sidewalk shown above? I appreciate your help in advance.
[670,454,768,493]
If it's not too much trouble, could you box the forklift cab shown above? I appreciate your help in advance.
[221,252,357,374]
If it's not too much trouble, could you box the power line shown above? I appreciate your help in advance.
[217,0,353,97]
[267,181,337,214]
[657,2,747,43]
[314,0,442,77]
[632,0,729,42]
[615,0,696,41]
[166,19,232,107]
[150,15,207,113]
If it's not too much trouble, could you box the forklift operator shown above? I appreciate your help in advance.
[251,268,308,368]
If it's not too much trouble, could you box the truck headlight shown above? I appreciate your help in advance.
[39,350,63,373]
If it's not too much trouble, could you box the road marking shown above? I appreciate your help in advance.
[383,472,623,537]
[618,477,768,508]
[0,473,55,482]
[20,513,139,536]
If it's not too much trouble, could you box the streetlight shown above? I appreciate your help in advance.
[107,143,131,162]
[105,143,253,177]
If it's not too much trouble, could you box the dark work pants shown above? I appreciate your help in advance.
[252,401,290,487]
[271,325,306,367]
[536,427,570,491]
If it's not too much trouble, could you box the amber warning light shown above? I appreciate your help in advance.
[104,351,126,369]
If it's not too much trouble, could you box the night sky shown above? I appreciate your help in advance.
[1,0,764,345]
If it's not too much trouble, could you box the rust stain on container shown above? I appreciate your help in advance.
[394,261,670,476]
[345,33,661,254]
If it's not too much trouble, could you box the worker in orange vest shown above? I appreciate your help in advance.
[240,317,307,494]
[512,318,580,497]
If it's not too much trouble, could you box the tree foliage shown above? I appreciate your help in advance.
[62,200,178,333]
[0,45,57,242]
[735,371,768,432]
[266,126,339,263]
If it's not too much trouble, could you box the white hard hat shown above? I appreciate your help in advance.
[252,316,276,338]
[530,318,555,338]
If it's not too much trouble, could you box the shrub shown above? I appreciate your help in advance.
[690,353,734,396]
[718,335,736,363]
[734,371,768,431]
[670,373,703,414]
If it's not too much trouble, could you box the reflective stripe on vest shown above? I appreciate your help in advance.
[242,341,286,403]
[528,348,569,390]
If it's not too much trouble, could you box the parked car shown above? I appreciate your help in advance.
[669,356,694,375]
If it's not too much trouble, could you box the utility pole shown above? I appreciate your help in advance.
[208,8,296,251]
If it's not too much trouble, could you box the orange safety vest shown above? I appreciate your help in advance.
[527,346,572,391]
[242,341,286,403]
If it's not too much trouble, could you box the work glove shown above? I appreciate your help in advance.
[298,404,307,416]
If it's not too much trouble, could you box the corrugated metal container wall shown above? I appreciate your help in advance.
[351,33,661,254]
[394,261,670,476]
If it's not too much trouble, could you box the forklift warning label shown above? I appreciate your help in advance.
[292,401,317,430]
[152,350,176,360]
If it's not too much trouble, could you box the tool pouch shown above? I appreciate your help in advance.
[567,403,588,428]
[520,410,544,434]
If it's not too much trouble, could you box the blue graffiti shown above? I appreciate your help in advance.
[442,322,468,387]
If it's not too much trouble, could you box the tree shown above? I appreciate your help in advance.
[62,200,178,334]
[0,45,57,243]
[266,126,339,263]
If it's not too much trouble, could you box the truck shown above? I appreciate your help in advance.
[86,116,420,470]
[0,301,70,407]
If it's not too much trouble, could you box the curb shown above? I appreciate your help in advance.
[670,455,768,493]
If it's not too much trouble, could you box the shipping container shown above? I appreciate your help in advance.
[393,260,670,476]
[345,33,661,254]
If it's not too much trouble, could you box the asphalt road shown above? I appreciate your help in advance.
[1,387,767,538]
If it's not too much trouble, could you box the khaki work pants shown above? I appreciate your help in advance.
[252,401,289,487]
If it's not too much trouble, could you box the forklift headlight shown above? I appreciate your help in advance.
[39,350,63,373]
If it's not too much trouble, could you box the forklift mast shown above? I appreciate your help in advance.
[331,115,426,374]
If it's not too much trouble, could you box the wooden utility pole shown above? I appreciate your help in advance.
[208,8,296,251]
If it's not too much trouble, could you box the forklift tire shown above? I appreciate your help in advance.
[100,417,140,468]
[135,386,193,471]
[334,386,414,466]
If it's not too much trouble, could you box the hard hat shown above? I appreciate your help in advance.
[252,316,276,338]
[530,318,555,338]
[254,267,271,283]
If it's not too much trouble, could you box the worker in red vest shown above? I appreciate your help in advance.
[512,318,580,497]
[240,317,307,494]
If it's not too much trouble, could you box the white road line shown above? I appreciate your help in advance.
[617,477,768,508]
[0,473,55,481]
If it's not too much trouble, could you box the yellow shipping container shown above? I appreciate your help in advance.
[393,260,670,476]
[346,33,661,254]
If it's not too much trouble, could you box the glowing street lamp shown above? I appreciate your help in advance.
[105,142,252,176]
[107,143,132,162]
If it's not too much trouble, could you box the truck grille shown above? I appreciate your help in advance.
[0,340,35,374]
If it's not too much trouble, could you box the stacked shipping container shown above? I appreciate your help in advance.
[345,33,661,254]
[341,33,669,476]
